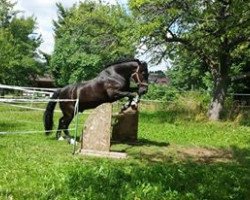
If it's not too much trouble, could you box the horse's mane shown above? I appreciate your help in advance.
[105,58,141,68]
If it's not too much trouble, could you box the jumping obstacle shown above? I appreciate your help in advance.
[112,105,138,143]
[80,103,139,158]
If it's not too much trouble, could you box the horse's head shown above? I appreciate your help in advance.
[131,61,149,95]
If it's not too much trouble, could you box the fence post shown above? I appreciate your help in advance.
[72,98,79,155]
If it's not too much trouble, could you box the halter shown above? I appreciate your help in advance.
[131,65,148,86]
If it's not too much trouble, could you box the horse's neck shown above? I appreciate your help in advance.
[114,63,137,78]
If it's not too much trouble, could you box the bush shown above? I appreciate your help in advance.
[143,84,179,101]
[142,88,210,121]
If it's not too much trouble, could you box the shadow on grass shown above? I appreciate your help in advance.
[63,145,250,200]
[231,145,250,167]
[53,141,250,200]
[110,139,170,162]
[112,138,170,147]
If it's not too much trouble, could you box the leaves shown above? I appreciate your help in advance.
[129,0,250,119]
[51,1,137,86]
[0,0,42,85]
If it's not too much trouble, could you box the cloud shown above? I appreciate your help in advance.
[11,0,78,54]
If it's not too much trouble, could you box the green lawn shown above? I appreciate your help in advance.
[0,104,249,199]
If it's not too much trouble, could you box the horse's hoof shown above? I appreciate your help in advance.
[130,101,138,110]
[58,136,64,141]
[69,138,77,145]
[131,104,138,110]
[131,100,137,106]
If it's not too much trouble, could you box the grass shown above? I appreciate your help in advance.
[0,104,249,199]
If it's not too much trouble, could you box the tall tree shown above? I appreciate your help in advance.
[167,48,212,91]
[130,0,250,120]
[0,0,42,85]
[51,1,137,86]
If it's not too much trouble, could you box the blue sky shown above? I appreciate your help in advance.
[12,0,169,71]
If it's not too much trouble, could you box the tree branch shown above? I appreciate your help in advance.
[164,31,218,72]
[165,29,190,45]
[231,72,250,81]
[228,35,250,50]
[217,0,231,5]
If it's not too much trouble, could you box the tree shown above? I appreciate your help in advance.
[51,1,137,86]
[166,48,212,91]
[0,0,42,86]
[129,0,250,120]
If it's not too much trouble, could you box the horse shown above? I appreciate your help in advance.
[43,59,149,140]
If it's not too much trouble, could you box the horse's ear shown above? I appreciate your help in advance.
[142,61,147,66]
[141,61,148,70]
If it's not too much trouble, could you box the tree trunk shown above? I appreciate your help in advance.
[208,49,231,121]
[208,34,231,121]
[208,75,229,120]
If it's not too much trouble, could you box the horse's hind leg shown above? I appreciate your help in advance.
[56,117,65,140]
[56,114,74,139]
[62,113,74,140]
[56,101,76,140]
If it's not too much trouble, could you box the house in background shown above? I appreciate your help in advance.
[33,74,55,88]
[148,71,170,85]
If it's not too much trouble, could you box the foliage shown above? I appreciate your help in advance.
[0,0,43,85]
[142,88,211,122]
[142,84,178,101]
[143,84,210,106]
[129,0,250,120]
[0,103,249,199]
[230,56,250,94]
[166,49,213,92]
[66,160,249,200]
[51,1,138,86]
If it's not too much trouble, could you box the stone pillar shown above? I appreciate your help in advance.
[81,103,112,152]
[80,103,127,159]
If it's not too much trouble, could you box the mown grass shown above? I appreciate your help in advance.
[0,103,249,200]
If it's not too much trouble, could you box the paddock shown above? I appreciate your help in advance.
[0,84,249,199]
[1,83,250,138]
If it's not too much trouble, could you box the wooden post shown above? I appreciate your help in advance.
[112,106,138,143]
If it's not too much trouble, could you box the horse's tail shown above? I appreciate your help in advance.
[44,89,61,135]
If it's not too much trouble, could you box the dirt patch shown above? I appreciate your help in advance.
[178,147,233,163]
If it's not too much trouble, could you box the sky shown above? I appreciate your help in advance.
[12,0,169,71]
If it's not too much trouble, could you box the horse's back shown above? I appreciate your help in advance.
[59,83,79,100]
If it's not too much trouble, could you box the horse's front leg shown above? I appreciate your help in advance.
[107,89,138,111]
[121,94,140,112]
[121,93,139,111]
[107,89,137,100]
[130,94,140,107]
[121,99,132,112]
[127,87,141,108]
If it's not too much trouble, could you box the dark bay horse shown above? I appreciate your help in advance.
[44,59,148,139]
